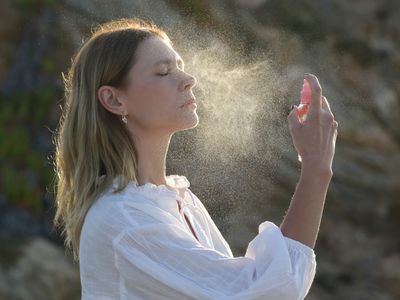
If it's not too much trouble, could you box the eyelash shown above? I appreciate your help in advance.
[158,65,184,77]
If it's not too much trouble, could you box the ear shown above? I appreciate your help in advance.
[97,85,126,115]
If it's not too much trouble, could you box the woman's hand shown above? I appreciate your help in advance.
[287,73,338,174]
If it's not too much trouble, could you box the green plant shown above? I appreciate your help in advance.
[0,87,56,213]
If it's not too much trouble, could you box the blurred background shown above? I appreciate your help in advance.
[0,0,399,299]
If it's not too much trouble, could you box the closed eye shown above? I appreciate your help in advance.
[154,57,185,75]
[157,65,182,76]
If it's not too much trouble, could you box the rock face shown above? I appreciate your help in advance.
[0,0,399,299]
[0,237,80,300]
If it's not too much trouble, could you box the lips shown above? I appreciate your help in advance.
[181,98,196,108]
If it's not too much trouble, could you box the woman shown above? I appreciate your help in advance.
[53,17,338,300]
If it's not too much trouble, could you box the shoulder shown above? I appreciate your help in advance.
[82,174,196,238]
[82,183,149,237]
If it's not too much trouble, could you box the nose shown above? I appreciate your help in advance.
[181,72,197,91]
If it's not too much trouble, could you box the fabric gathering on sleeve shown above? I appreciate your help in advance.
[112,218,317,300]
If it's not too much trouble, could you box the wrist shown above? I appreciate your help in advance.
[301,162,333,180]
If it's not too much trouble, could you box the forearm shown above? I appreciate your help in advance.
[280,164,332,249]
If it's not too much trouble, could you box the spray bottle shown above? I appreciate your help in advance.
[296,78,311,162]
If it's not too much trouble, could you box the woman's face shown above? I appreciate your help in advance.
[120,36,198,135]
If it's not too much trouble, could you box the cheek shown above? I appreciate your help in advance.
[128,80,179,126]
[139,79,177,105]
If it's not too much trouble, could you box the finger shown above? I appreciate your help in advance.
[333,120,338,131]
[287,105,301,129]
[304,73,322,121]
[331,121,338,140]
[287,104,295,116]
[326,120,338,151]
[330,121,339,144]
[321,96,333,115]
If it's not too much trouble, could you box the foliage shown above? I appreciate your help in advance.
[0,87,56,214]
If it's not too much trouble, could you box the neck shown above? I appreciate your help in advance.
[131,130,172,187]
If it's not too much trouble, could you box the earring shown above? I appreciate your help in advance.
[121,115,127,124]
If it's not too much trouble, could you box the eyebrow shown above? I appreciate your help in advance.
[154,57,185,68]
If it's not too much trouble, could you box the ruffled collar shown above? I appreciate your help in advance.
[118,174,191,221]
[109,174,190,199]
[132,174,190,196]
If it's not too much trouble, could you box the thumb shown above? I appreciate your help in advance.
[287,105,301,129]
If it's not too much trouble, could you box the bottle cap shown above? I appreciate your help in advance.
[300,79,311,104]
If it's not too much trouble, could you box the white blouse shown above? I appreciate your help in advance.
[79,174,316,300]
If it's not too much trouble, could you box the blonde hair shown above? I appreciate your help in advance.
[52,17,172,262]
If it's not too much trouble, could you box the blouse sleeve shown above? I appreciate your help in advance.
[112,219,316,300]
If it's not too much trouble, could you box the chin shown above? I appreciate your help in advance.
[175,114,199,132]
